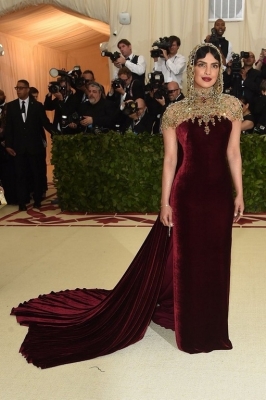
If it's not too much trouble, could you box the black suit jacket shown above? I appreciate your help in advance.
[5,98,55,155]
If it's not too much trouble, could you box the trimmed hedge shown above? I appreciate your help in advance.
[52,132,266,212]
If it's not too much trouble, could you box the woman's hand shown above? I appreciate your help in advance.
[233,194,244,223]
[160,204,173,227]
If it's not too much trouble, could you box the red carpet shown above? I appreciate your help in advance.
[0,183,265,228]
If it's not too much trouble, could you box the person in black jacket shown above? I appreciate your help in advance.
[72,82,118,133]
[223,51,261,106]
[44,77,80,134]
[5,79,56,211]
[121,98,156,134]
[253,79,266,131]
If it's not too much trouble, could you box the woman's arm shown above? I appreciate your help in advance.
[160,126,178,227]
[226,119,244,222]
[241,119,254,131]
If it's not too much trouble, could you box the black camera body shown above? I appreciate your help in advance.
[69,112,84,125]
[150,37,171,58]
[209,28,220,47]
[122,101,138,116]
[154,86,168,100]
[48,82,60,94]
[147,71,164,88]
[112,78,125,90]
[101,51,121,62]
[254,123,266,134]
[231,52,249,73]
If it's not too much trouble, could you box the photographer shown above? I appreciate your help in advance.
[223,51,261,105]
[73,82,118,133]
[112,39,146,85]
[74,69,96,104]
[204,19,232,66]
[120,98,156,134]
[44,77,80,134]
[145,72,167,134]
[108,66,145,105]
[152,36,186,87]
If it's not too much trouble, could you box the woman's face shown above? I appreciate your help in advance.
[194,52,220,89]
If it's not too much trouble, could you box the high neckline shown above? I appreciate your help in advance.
[194,87,215,99]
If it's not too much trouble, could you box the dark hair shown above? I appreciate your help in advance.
[118,66,132,78]
[117,39,131,47]
[83,70,95,80]
[194,46,221,66]
[29,86,39,95]
[239,97,249,105]
[18,79,29,87]
[169,35,181,47]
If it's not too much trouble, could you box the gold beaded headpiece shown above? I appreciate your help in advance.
[186,43,224,100]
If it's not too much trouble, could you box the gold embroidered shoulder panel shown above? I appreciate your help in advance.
[161,94,243,134]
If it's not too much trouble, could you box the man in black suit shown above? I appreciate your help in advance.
[5,79,56,211]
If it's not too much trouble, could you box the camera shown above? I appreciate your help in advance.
[101,50,121,62]
[147,71,164,88]
[69,112,84,125]
[48,82,60,94]
[154,86,168,100]
[209,28,219,47]
[145,71,166,99]
[49,66,83,90]
[122,101,139,116]
[112,78,125,90]
[231,52,249,73]
[150,37,171,58]
[254,123,266,134]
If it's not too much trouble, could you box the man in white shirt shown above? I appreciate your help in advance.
[153,36,186,88]
[113,39,146,85]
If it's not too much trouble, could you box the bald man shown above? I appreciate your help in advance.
[167,81,185,104]
[121,98,156,134]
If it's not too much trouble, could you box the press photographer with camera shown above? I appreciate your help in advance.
[72,82,118,133]
[223,51,261,105]
[108,66,145,105]
[145,71,167,133]
[107,39,146,85]
[204,19,233,66]
[44,76,80,135]
[120,98,156,134]
[152,36,186,87]
[73,69,96,104]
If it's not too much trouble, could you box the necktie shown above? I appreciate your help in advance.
[21,101,26,121]
[21,101,25,114]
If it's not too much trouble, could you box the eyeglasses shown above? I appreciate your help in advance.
[168,89,179,94]
[14,86,28,90]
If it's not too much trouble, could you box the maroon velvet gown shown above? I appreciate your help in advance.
[11,117,234,368]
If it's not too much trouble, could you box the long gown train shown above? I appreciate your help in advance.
[11,117,234,368]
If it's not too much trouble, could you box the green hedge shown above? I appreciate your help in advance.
[52,132,266,213]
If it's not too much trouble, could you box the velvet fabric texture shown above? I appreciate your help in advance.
[11,117,234,368]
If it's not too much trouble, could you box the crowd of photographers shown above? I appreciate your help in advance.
[36,27,266,137]
[2,22,266,208]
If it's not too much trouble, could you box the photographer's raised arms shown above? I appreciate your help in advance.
[151,36,186,88]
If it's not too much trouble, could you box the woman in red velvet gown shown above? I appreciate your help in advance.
[11,43,244,368]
